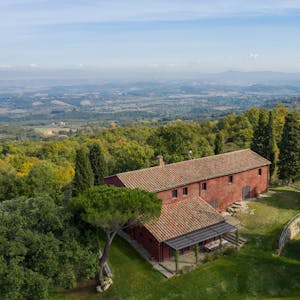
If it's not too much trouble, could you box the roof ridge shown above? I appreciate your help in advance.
[110,149,252,178]
[105,149,271,193]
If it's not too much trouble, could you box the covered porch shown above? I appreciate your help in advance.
[160,221,238,273]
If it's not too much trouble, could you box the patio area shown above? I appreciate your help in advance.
[159,250,205,274]
[119,226,245,277]
[159,239,237,274]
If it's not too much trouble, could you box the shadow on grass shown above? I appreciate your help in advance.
[258,189,300,210]
[218,232,300,299]
[282,239,300,261]
[241,227,283,252]
[58,230,300,300]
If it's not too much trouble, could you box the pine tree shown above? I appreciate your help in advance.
[265,111,278,180]
[251,109,268,157]
[214,132,224,155]
[89,143,107,185]
[72,147,94,196]
[278,111,300,184]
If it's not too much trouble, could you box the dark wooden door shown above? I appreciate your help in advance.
[242,185,250,200]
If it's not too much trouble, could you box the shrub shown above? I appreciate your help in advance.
[223,246,237,256]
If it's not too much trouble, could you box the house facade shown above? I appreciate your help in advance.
[105,149,270,261]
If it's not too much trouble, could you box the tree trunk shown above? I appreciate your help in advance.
[98,231,116,287]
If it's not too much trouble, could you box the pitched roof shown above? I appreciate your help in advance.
[106,149,270,192]
[144,197,224,242]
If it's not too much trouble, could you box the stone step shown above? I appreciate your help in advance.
[154,264,174,278]
[224,233,247,246]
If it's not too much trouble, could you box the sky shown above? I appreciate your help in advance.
[1,0,300,73]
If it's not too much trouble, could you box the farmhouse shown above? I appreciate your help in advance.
[105,149,270,262]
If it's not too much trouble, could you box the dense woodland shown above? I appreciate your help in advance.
[0,104,300,299]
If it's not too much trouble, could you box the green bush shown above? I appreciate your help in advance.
[0,197,98,299]
[223,246,237,256]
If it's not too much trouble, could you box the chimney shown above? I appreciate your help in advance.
[156,155,165,167]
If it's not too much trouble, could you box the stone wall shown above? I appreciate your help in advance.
[277,212,300,255]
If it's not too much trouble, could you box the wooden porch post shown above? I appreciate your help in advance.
[194,244,199,265]
[175,249,179,273]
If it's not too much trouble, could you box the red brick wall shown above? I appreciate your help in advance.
[156,166,268,211]
[199,166,269,211]
[157,182,200,204]
[126,226,161,261]
[105,167,269,212]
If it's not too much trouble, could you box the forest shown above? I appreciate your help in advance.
[0,104,300,299]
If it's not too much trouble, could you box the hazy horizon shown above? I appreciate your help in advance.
[1,1,300,74]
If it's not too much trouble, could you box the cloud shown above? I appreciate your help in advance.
[0,64,12,69]
[1,0,300,29]
[0,0,46,5]
[249,53,259,60]
[29,63,39,68]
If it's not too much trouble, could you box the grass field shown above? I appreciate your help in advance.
[53,187,300,300]
[294,181,300,190]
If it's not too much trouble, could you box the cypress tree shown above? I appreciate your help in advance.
[251,109,268,157]
[72,147,94,196]
[214,132,224,155]
[278,111,300,184]
[89,143,107,185]
[265,111,278,180]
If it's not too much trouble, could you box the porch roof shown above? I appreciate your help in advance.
[144,196,224,242]
[164,221,237,250]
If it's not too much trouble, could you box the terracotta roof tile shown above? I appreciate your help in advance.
[107,149,270,192]
[144,197,223,242]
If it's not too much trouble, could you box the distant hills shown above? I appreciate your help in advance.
[0,68,300,86]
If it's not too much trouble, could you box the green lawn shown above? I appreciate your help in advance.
[293,181,300,190]
[54,187,300,300]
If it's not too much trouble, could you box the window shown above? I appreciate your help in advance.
[229,175,233,183]
[202,182,207,190]
[183,187,188,196]
[210,200,217,209]
[258,168,262,176]
[172,189,178,198]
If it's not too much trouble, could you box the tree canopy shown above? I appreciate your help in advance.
[72,147,94,196]
[89,143,107,185]
[251,109,269,157]
[70,185,161,288]
[0,161,23,201]
[0,196,98,300]
[278,111,300,183]
[214,132,224,155]
[264,111,278,179]
[148,120,213,163]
